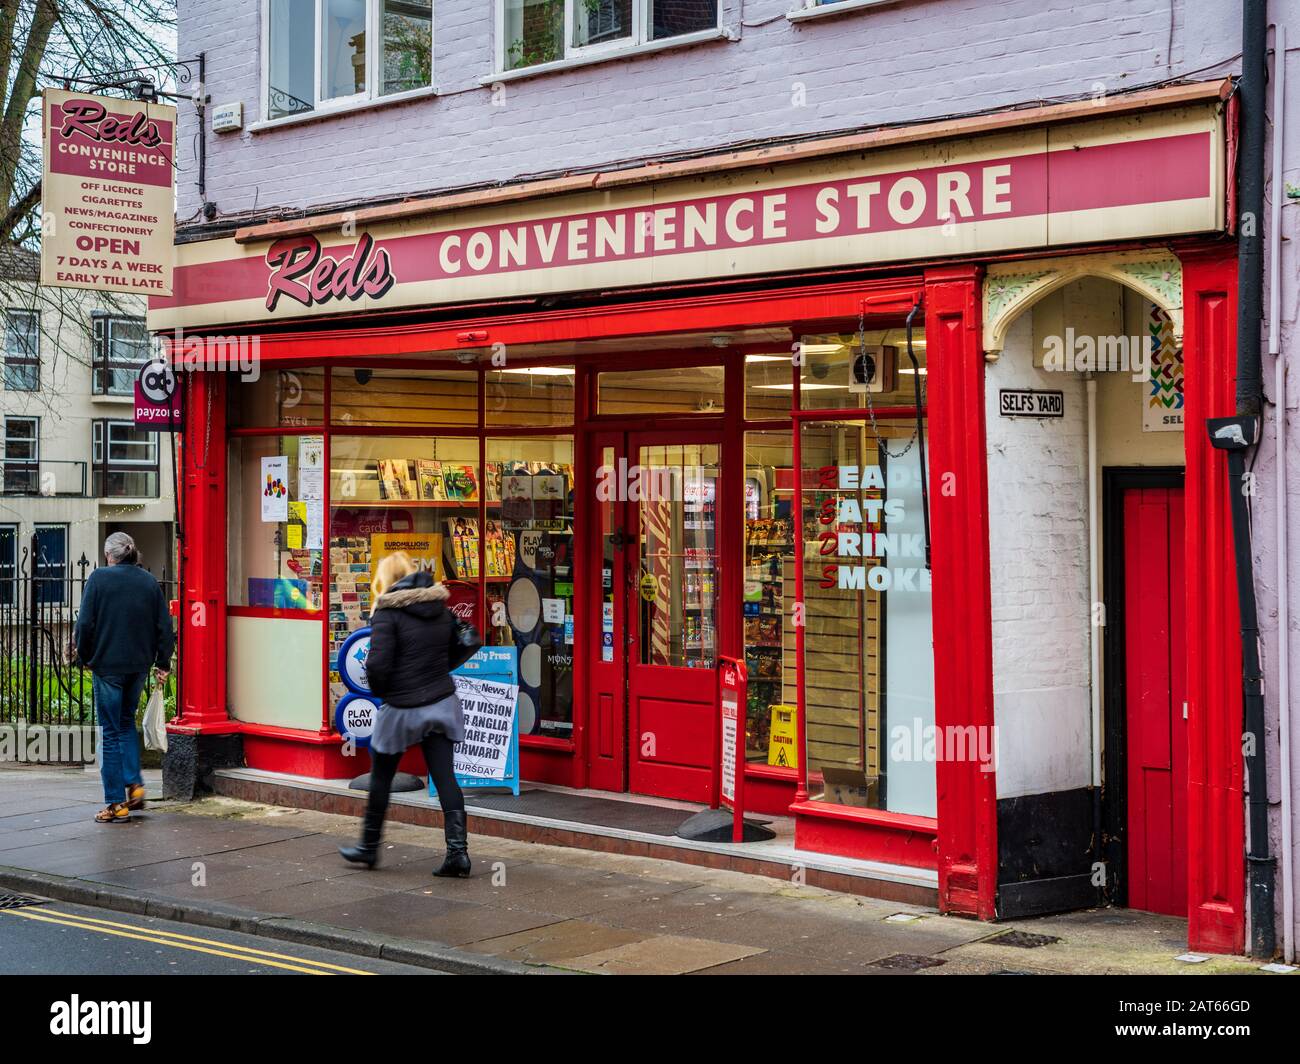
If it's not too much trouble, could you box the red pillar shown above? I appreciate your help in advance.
[925,261,993,915]
[171,369,235,735]
[925,265,998,919]
[1180,246,1246,954]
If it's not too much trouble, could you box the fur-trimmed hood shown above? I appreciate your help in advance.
[374,571,450,616]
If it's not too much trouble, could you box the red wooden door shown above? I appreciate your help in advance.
[587,431,629,792]
[625,431,723,803]
[1124,486,1188,916]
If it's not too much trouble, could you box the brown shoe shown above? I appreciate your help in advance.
[94,803,130,824]
[126,783,146,811]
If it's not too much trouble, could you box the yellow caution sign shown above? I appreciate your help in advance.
[767,704,798,769]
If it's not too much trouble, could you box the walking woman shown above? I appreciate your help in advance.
[340,552,477,877]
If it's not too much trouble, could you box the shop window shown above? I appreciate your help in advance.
[743,430,795,764]
[33,524,67,607]
[328,434,480,711]
[330,368,478,427]
[229,369,326,428]
[635,441,718,669]
[3,309,39,391]
[799,417,935,817]
[265,0,432,121]
[92,420,160,498]
[798,330,927,410]
[92,314,151,396]
[228,435,325,612]
[744,352,795,419]
[485,367,575,427]
[486,437,575,737]
[596,365,724,416]
[0,524,16,608]
[500,0,718,72]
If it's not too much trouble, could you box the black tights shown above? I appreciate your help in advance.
[366,732,465,829]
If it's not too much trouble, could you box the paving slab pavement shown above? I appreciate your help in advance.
[0,766,1285,976]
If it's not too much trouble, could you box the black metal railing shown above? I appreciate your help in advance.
[0,460,88,498]
[0,536,176,734]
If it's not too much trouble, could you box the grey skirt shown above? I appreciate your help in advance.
[370,691,465,755]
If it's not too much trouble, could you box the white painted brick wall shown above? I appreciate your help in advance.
[174,0,1243,221]
[985,312,1092,800]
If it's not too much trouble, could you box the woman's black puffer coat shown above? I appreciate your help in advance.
[364,571,458,708]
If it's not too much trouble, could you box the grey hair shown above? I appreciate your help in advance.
[104,531,138,565]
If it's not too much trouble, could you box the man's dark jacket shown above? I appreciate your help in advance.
[74,563,175,675]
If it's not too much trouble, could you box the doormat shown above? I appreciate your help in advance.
[464,789,699,837]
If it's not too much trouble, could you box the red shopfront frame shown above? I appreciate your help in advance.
[171,254,1244,950]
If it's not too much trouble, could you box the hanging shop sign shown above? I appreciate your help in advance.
[999,389,1065,418]
[133,359,182,430]
[42,89,175,295]
[149,103,1225,331]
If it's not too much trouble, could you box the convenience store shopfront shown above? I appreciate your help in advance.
[154,81,1248,950]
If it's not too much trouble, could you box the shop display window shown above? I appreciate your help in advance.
[485,437,575,737]
[744,353,795,419]
[798,417,935,817]
[330,368,478,427]
[486,367,575,427]
[228,434,325,612]
[228,369,326,428]
[743,430,795,764]
[327,435,481,710]
[798,330,927,410]
[596,365,724,415]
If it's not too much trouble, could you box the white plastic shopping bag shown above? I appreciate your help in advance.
[142,684,168,753]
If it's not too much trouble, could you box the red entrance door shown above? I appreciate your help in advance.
[586,430,724,802]
[1123,486,1188,916]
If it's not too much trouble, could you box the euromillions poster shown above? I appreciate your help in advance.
[445,646,520,797]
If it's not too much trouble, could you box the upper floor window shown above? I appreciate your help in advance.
[265,0,433,120]
[499,0,718,72]
[2,416,38,494]
[93,419,160,499]
[93,314,151,396]
[3,309,39,391]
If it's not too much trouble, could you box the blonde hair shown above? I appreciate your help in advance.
[373,551,417,598]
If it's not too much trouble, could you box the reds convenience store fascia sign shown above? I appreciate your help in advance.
[42,89,176,297]
[148,102,1225,332]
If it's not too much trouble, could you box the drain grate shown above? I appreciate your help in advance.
[0,893,48,911]
[988,930,1060,949]
[872,953,946,971]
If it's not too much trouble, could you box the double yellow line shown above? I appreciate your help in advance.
[0,906,376,975]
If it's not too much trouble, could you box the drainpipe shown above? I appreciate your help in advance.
[1232,0,1276,961]
[1086,375,1102,890]
[1268,22,1293,966]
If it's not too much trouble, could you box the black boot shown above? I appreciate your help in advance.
[433,810,471,878]
[339,805,384,868]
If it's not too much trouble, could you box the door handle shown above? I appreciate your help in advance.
[609,526,631,550]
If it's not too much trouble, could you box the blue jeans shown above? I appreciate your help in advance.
[93,672,148,804]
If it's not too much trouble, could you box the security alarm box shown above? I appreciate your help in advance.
[849,345,897,394]
[212,102,243,133]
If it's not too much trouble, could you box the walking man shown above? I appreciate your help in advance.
[74,532,175,824]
